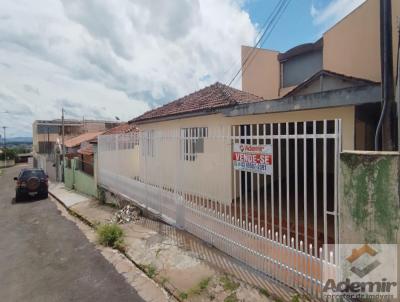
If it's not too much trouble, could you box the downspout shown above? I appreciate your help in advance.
[375,0,395,150]
[396,17,400,150]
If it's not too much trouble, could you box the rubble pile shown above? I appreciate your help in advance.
[111,205,140,224]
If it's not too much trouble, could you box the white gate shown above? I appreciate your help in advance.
[97,119,341,297]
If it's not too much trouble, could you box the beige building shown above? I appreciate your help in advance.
[32,119,120,156]
[242,0,399,99]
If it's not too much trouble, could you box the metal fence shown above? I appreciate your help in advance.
[97,119,342,297]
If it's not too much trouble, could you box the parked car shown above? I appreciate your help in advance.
[14,168,48,201]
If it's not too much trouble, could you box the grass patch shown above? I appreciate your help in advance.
[178,292,188,300]
[224,293,238,302]
[96,223,124,249]
[291,294,300,302]
[159,276,169,286]
[259,288,270,298]
[143,263,157,278]
[188,277,211,296]
[219,275,239,292]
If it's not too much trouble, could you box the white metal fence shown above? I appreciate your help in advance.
[97,119,341,297]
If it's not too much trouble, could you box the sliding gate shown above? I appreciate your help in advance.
[97,119,342,297]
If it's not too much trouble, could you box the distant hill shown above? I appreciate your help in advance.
[4,137,33,144]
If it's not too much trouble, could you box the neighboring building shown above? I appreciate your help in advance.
[77,123,138,176]
[242,0,399,100]
[32,119,120,156]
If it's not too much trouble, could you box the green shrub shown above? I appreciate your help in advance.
[145,263,157,278]
[259,288,270,297]
[179,292,188,300]
[188,277,211,296]
[96,223,124,248]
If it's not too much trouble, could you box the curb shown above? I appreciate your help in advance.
[48,189,182,302]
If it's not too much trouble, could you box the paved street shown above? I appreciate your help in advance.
[0,164,144,302]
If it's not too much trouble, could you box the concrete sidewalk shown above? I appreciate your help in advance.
[50,183,299,302]
[49,182,174,302]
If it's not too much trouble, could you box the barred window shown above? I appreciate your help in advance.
[181,127,208,161]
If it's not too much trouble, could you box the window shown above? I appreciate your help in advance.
[281,50,322,88]
[142,130,154,157]
[181,127,208,161]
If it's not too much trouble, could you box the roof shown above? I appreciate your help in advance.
[78,144,94,156]
[283,70,379,97]
[224,83,381,117]
[64,132,103,148]
[103,123,139,135]
[130,82,263,123]
[278,38,323,62]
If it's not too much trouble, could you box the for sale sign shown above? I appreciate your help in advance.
[232,143,273,175]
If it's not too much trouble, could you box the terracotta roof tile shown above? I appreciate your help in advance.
[130,82,263,123]
[103,123,139,135]
[78,144,94,156]
[64,132,103,148]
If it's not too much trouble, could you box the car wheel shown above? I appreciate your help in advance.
[41,192,48,199]
[15,192,24,202]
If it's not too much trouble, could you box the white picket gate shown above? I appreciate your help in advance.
[97,119,341,297]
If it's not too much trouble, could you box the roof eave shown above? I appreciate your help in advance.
[223,84,381,117]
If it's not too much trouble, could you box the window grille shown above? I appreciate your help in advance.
[181,127,208,161]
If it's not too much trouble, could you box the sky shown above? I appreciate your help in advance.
[0,0,365,137]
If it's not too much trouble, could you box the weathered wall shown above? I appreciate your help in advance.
[339,151,400,244]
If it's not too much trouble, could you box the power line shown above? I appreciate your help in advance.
[226,0,287,87]
[226,0,291,87]
[235,0,292,88]
[222,0,285,84]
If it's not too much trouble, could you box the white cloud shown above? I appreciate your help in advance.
[0,0,257,137]
[310,0,366,29]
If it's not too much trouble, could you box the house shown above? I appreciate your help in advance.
[96,0,399,294]
[32,119,121,157]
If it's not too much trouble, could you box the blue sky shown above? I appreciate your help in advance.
[243,0,365,52]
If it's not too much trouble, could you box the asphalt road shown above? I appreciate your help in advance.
[0,164,144,302]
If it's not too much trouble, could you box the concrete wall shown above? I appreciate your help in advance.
[98,147,140,179]
[282,50,322,87]
[339,151,400,244]
[64,158,97,198]
[241,46,280,100]
[0,159,15,168]
[323,0,399,82]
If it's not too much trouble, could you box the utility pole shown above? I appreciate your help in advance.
[61,108,65,182]
[376,0,395,150]
[3,126,7,168]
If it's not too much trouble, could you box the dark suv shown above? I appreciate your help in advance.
[14,169,48,201]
